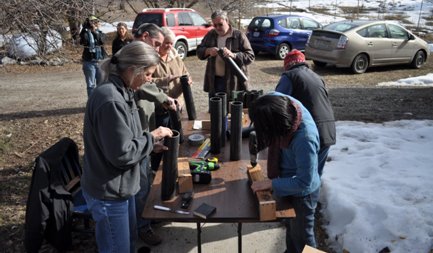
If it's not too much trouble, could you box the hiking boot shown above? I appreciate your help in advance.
[139,229,162,246]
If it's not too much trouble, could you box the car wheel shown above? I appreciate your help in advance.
[351,54,369,74]
[313,60,327,67]
[410,50,426,69]
[175,41,188,60]
[276,43,290,60]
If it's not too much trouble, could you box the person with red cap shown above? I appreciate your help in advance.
[276,49,336,177]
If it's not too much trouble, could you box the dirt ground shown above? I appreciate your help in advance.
[1,49,433,252]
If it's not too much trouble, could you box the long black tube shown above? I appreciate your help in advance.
[209,97,222,154]
[180,75,197,120]
[168,100,184,143]
[230,101,243,161]
[215,92,227,147]
[161,130,180,201]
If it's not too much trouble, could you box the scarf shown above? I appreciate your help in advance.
[87,29,102,60]
[267,99,302,179]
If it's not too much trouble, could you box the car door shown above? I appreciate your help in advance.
[298,17,322,50]
[357,24,390,64]
[283,17,306,49]
[386,23,415,62]
[247,17,273,46]
[177,12,196,49]
[189,12,211,49]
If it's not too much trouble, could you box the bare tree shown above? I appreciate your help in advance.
[0,0,116,58]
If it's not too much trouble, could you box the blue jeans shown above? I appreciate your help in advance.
[135,158,152,231]
[318,146,330,177]
[82,190,137,253]
[284,188,320,253]
[82,60,101,97]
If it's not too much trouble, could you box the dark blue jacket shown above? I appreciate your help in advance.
[276,63,336,148]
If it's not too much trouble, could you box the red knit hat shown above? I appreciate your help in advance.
[284,49,305,70]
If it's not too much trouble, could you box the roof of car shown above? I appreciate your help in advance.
[253,14,306,19]
[324,19,401,31]
[140,8,196,13]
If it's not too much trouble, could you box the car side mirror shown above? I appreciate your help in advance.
[204,23,212,28]
[408,33,415,40]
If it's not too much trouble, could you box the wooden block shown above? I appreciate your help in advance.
[201,120,211,130]
[276,209,296,218]
[247,166,265,182]
[247,164,276,221]
[256,191,276,221]
[302,245,327,253]
[177,158,193,193]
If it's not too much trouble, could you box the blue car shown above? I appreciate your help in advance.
[246,15,322,60]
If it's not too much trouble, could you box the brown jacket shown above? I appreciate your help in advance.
[153,48,189,100]
[197,27,254,97]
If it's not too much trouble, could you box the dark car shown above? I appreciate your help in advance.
[133,8,212,59]
[246,14,322,60]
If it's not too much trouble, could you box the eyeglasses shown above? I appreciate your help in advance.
[213,23,224,27]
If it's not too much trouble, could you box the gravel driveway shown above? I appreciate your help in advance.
[1,53,433,122]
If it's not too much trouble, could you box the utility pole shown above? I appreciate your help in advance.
[417,0,424,31]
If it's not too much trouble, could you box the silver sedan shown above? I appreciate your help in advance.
[305,20,430,74]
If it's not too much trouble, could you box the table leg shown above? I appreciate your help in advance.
[238,222,242,253]
[197,222,202,253]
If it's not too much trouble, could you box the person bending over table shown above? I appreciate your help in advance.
[81,41,172,253]
[249,92,321,253]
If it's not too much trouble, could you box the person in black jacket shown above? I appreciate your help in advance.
[112,22,133,55]
[79,16,106,97]
[276,49,336,176]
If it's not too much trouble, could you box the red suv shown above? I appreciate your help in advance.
[133,8,212,59]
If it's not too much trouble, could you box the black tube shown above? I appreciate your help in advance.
[161,130,180,201]
[230,101,243,161]
[180,75,196,120]
[209,97,222,154]
[215,92,227,147]
[168,100,184,143]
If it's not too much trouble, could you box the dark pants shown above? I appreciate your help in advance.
[284,187,320,253]
[208,76,226,112]
[318,146,331,177]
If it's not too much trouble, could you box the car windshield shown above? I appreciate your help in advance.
[324,22,361,32]
[133,13,163,29]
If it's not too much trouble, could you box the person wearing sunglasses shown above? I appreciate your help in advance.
[197,10,255,103]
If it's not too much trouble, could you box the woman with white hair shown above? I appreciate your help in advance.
[150,26,193,172]
[82,41,173,253]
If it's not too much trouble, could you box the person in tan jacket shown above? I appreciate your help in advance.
[151,27,193,172]
[153,27,192,108]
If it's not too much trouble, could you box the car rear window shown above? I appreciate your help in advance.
[324,22,360,32]
[248,18,272,30]
[133,13,163,29]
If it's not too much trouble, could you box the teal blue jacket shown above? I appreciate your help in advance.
[269,92,321,197]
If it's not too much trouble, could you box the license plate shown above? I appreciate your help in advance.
[315,39,330,49]
[253,32,260,37]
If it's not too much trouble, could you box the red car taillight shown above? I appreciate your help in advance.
[337,35,348,49]
[267,29,280,37]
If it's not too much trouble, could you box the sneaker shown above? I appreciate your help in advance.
[139,229,162,246]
